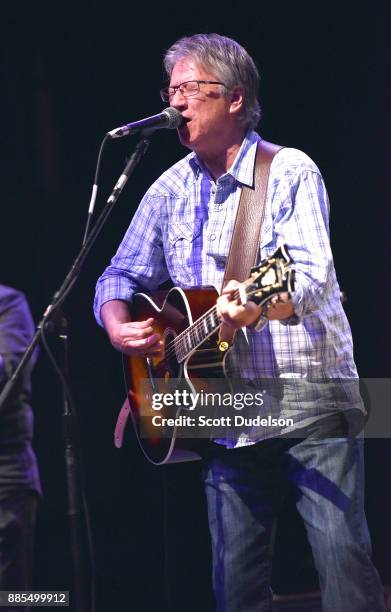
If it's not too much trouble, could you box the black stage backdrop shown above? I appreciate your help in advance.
[2,2,391,611]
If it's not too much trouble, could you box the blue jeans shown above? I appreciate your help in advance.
[203,436,385,612]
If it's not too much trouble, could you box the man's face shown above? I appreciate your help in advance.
[168,58,237,156]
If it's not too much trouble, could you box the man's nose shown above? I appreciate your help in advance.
[169,89,187,108]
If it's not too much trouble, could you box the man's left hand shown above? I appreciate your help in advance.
[216,280,294,329]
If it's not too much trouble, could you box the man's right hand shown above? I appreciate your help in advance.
[108,318,163,356]
[100,300,163,357]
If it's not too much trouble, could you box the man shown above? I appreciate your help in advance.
[0,285,41,608]
[94,34,384,611]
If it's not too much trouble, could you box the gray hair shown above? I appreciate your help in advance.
[163,33,261,130]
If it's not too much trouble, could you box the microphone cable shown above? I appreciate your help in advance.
[161,465,174,612]
[82,133,110,246]
[40,314,97,612]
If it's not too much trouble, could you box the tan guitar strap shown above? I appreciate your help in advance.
[218,139,283,349]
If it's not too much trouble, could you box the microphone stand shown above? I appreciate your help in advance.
[0,134,152,612]
[60,323,91,612]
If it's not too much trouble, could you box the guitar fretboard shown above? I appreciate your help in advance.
[174,306,221,363]
[172,249,291,363]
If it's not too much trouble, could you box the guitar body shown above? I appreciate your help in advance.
[124,287,230,464]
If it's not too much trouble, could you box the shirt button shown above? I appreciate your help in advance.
[210,234,216,241]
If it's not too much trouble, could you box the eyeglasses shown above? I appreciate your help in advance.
[160,80,227,102]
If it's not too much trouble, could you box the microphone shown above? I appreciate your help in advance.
[107,107,184,139]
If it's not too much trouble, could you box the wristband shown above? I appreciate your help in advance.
[252,304,269,332]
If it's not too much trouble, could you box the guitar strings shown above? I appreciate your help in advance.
[162,302,223,361]
[162,293,236,362]
[162,267,277,362]
[154,258,288,366]
[163,278,259,361]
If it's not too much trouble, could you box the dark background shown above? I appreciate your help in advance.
[2,2,391,611]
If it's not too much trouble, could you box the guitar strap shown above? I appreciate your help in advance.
[114,393,132,448]
[218,139,283,348]
[223,139,283,286]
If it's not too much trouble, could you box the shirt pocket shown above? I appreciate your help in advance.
[168,219,202,245]
[165,219,203,283]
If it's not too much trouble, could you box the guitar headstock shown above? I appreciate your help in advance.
[246,245,295,306]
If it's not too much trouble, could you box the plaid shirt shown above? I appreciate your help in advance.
[94,131,359,444]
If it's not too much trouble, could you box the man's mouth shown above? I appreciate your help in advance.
[179,117,190,130]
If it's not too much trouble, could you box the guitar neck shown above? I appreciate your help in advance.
[174,304,221,363]
[173,246,293,363]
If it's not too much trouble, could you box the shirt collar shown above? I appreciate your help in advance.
[188,130,261,187]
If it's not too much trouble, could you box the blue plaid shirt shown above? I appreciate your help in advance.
[94,131,359,443]
[95,130,356,377]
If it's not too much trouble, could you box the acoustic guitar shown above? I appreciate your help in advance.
[121,245,294,464]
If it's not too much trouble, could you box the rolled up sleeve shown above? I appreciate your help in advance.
[273,167,333,323]
[94,193,170,326]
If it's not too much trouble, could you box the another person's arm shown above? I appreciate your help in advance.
[0,286,35,388]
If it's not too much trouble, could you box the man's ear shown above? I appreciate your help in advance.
[229,86,244,116]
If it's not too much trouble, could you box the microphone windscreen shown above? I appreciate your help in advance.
[163,107,185,129]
